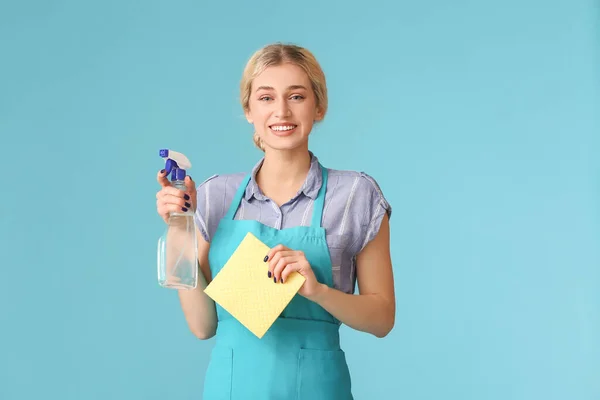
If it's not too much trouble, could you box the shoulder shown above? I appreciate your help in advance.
[322,167,391,253]
[325,168,392,218]
[326,168,385,191]
[193,172,248,242]
[195,172,247,196]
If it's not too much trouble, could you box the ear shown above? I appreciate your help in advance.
[314,106,324,122]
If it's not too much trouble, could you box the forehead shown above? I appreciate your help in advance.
[253,63,310,90]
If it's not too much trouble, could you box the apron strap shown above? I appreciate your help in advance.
[310,164,328,228]
[224,174,251,220]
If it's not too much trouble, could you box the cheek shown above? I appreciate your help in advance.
[296,102,319,121]
[249,109,268,125]
[300,109,318,126]
[302,121,315,133]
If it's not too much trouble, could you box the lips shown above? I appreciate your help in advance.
[269,123,298,136]
[269,124,297,131]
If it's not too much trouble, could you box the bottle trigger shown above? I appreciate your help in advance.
[165,158,178,176]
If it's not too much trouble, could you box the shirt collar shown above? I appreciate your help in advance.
[244,151,323,202]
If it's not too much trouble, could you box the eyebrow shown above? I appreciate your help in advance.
[255,85,308,92]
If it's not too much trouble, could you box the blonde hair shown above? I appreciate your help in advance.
[240,43,328,151]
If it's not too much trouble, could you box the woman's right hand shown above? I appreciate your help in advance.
[156,169,197,224]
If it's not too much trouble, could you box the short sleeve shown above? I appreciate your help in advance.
[356,172,392,253]
[194,174,219,243]
[194,172,248,243]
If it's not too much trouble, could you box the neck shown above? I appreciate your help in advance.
[256,147,311,192]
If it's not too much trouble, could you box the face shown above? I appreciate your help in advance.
[245,63,323,152]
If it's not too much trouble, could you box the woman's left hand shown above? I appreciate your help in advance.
[266,244,325,299]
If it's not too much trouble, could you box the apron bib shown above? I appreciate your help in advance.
[202,165,353,400]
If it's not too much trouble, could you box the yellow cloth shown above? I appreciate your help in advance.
[204,232,306,338]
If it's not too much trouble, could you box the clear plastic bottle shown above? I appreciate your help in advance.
[157,149,198,290]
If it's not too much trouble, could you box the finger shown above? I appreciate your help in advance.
[265,244,288,263]
[158,201,191,215]
[267,251,282,279]
[159,193,191,210]
[157,169,171,187]
[280,262,302,284]
[273,256,295,283]
[184,175,196,194]
[267,250,295,278]
[158,186,192,201]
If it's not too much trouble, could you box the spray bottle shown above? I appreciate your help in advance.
[157,149,198,290]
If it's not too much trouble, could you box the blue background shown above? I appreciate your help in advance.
[1,1,598,399]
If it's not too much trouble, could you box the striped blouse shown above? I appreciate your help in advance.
[194,152,392,294]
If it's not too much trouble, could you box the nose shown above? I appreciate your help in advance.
[275,98,291,118]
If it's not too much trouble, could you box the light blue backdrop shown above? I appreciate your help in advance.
[1,1,598,399]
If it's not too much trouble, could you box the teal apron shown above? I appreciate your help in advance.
[203,165,353,400]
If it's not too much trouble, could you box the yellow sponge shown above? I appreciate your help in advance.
[204,232,305,338]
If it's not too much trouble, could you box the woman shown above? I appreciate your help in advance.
[156,43,395,400]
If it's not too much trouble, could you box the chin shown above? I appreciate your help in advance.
[264,141,307,152]
[261,130,309,151]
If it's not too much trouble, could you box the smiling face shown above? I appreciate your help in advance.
[245,63,324,152]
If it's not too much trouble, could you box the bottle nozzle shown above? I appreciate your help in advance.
[159,149,191,182]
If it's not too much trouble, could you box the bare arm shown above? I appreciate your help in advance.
[308,214,395,338]
[176,228,218,339]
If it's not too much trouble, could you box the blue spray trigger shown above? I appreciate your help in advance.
[165,158,178,176]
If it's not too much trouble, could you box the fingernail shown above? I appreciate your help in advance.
[273,276,276,283]
[160,169,165,174]
[182,207,188,212]
[263,255,269,262]
[280,277,284,283]
[268,271,271,278]
[185,202,191,208]
[184,194,190,200]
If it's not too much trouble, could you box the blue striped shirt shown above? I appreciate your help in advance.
[194,152,391,294]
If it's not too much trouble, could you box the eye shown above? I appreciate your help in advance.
[259,96,272,101]
[290,95,304,101]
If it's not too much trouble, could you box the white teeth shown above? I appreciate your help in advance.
[271,125,296,131]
